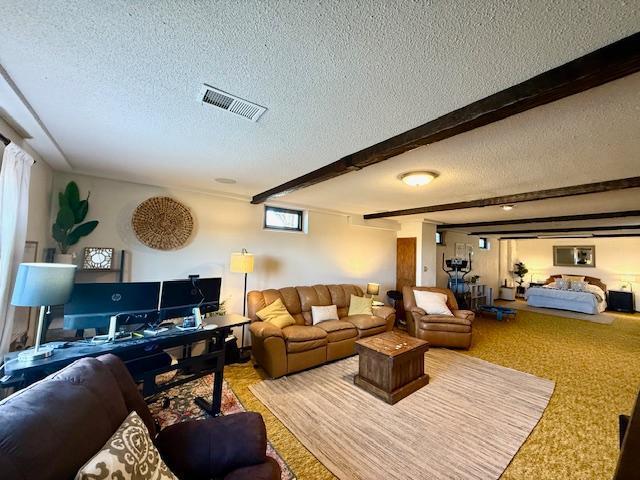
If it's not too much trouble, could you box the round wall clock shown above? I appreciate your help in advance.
[131,196,194,250]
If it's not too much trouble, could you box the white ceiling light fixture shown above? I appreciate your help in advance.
[199,84,267,122]
[501,204,516,211]
[400,171,438,187]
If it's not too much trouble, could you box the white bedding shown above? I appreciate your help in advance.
[525,283,607,315]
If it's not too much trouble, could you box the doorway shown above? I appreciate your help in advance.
[396,237,417,321]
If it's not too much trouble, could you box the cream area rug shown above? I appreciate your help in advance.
[250,349,554,480]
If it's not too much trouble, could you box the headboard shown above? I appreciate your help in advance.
[544,274,607,292]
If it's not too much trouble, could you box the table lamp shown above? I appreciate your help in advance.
[367,282,380,301]
[619,274,639,292]
[11,263,76,362]
[230,249,254,316]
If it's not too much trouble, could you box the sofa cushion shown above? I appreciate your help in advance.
[414,290,453,316]
[316,320,358,342]
[0,357,129,480]
[311,305,338,325]
[342,314,386,331]
[282,325,328,353]
[282,325,328,342]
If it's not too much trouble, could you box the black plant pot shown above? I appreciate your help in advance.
[516,286,526,296]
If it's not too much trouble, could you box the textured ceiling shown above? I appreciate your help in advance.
[0,1,639,223]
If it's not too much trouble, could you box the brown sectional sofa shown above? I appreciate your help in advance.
[248,284,395,378]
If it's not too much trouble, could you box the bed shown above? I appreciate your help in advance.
[524,275,607,315]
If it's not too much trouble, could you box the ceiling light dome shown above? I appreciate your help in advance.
[501,204,515,211]
[400,171,438,187]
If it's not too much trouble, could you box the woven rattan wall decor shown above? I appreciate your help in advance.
[132,196,194,250]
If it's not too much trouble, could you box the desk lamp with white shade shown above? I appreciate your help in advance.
[230,249,254,316]
[11,263,76,362]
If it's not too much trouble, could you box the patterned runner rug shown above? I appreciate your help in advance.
[250,349,554,480]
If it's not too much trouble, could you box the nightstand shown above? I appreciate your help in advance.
[608,290,635,313]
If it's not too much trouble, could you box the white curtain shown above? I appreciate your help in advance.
[0,143,34,356]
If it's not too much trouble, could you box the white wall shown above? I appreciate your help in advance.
[49,173,397,314]
[436,231,501,293]
[515,237,640,310]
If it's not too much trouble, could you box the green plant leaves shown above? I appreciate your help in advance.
[56,207,75,230]
[58,192,69,209]
[75,200,88,223]
[52,223,66,243]
[65,181,80,210]
[66,221,99,246]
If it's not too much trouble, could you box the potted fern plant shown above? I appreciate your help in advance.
[513,261,529,297]
[52,181,99,263]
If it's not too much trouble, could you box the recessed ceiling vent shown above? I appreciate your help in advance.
[199,84,267,122]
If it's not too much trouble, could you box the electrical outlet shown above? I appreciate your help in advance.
[423,266,428,272]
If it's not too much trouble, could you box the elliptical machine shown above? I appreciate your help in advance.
[441,253,472,308]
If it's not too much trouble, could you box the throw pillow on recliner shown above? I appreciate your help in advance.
[256,298,296,329]
[413,290,453,316]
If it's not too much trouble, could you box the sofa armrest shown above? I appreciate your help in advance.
[249,321,283,339]
[373,305,396,331]
[411,307,426,316]
[453,310,475,323]
[156,412,267,479]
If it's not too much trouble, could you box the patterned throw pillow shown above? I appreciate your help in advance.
[75,411,177,480]
[311,305,339,324]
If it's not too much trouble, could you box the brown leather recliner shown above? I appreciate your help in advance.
[248,284,396,378]
[403,286,475,349]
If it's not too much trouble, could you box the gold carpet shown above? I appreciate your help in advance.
[224,310,640,480]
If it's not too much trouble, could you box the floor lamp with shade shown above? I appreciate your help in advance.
[230,249,254,316]
[11,263,76,362]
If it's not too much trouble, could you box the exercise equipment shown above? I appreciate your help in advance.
[441,253,472,308]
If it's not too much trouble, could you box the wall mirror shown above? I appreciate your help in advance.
[553,245,596,267]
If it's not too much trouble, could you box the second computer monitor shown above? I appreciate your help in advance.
[160,277,222,320]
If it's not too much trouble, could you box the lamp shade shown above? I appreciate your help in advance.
[230,251,254,274]
[11,263,76,307]
[366,282,380,296]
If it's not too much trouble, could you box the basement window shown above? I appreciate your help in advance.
[436,232,444,245]
[479,237,489,250]
[264,206,304,232]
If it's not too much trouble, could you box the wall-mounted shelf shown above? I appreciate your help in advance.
[76,250,128,283]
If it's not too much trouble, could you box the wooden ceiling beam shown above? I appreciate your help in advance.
[252,32,640,205]
[436,210,640,230]
[473,224,640,236]
[363,177,640,219]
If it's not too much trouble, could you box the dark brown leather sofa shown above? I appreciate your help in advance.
[0,354,280,480]
[614,389,640,479]
[248,284,396,378]
[402,286,475,349]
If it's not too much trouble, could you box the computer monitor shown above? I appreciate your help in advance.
[63,282,161,330]
[160,277,221,320]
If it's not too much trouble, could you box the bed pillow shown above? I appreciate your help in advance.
[556,279,570,290]
[562,274,585,283]
[256,298,296,329]
[571,281,588,292]
[413,290,453,316]
[311,305,338,325]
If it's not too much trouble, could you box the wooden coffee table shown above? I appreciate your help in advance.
[354,331,429,404]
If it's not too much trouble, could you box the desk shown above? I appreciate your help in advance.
[3,314,250,416]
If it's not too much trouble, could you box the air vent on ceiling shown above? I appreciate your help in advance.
[199,84,267,122]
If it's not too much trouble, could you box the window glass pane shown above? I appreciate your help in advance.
[265,206,303,231]
[435,232,442,244]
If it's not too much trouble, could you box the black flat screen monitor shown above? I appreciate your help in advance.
[63,282,161,330]
[160,277,222,320]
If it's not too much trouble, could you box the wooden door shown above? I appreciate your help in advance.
[396,237,417,321]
